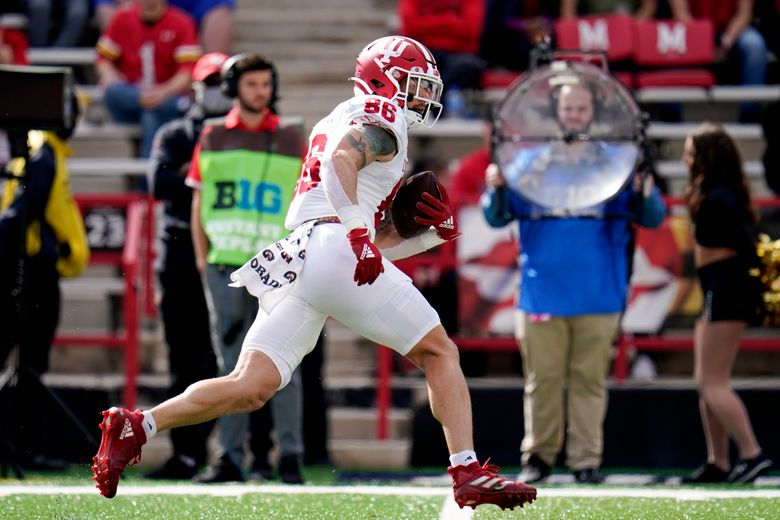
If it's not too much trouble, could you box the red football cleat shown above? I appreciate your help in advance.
[449,459,537,510]
[91,407,147,498]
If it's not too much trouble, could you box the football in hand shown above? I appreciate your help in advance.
[390,170,442,238]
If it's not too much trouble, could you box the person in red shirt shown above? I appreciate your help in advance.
[669,0,767,121]
[95,0,202,158]
[0,5,29,65]
[399,0,486,118]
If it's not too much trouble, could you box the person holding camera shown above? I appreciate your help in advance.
[0,97,89,469]
[482,80,666,484]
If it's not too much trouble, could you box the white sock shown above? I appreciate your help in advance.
[141,410,157,440]
[449,450,478,467]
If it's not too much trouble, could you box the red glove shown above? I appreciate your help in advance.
[415,182,462,241]
[347,228,384,286]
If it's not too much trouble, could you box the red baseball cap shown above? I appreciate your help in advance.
[192,52,229,82]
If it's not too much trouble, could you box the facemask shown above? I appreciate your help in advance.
[197,85,234,117]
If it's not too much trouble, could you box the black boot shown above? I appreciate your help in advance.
[278,455,304,485]
[193,459,245,483]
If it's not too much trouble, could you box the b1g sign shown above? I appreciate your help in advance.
[211,180,283,214]
[199,150,301,266]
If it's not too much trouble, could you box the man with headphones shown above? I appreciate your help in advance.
[184,52,306,484]
[482,77,666,484]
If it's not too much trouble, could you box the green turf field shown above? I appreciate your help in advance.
[2,467,780,519]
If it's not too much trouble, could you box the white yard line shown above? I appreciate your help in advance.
[439,495,474,520]
[2,484,780,501]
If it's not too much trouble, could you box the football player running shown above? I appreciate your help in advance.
[91,35,537,511]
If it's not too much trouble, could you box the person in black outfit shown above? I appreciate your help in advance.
[146,52,233,479]
[681,123,773,484]
[0,97,89,469]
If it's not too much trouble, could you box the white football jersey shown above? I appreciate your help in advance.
[285,95,409,232]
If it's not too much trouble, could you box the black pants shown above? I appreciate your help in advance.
[0,255,60,461]
[159,232,218,466]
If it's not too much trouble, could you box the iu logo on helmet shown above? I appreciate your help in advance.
[376,38,411,65]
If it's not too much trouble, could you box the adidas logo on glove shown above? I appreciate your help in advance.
[360,244,376,260]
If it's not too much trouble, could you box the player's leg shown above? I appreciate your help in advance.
[302,226,536,510]
[151,349,281,430]
[405,326,472,453]
[403,325,536,510]
[91,349,280,498]
[92,289,325,498]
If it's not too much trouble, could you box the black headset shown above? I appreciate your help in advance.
[220,52,279,111]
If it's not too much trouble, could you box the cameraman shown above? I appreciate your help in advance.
[0,96,89,468]
[482,80,665,484]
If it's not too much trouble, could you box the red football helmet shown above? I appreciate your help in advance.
[351,36,443,128]
[192,52,229,83]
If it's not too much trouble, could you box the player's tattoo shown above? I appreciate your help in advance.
[344,132,368,169]
[344,126,397,170]
[362,124,397,157]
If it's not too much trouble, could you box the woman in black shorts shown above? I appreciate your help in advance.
[681,123,772,484]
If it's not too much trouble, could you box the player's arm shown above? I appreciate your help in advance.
[321,124,397,285]
[327,124,397,209]
[376,221,446,261]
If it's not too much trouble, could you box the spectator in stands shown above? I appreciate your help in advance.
[0,2,29,64]
[668,0,768,122]
[479,0,554,73]
[95,0,234,53]
[753,0,780,68]
[145,52,231,480]
[26,0,89,48]
[761,100,780,196]
[186,53,305,484]
[95,0,201,159]
[559,0,658,18]
[481,81,666,484]
[450,122,492,206]
[398,0,486,118]
[680,123,773,484]
[0,97,89,470]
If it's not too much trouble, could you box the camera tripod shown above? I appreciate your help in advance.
[0,352,100,479]
[0,135,98,479]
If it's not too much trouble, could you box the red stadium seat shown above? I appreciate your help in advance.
[554,14,636,61]
[634,19,715,87]
[613,71,635,89]
[480,69,522,89]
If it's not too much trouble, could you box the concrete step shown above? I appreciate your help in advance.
[328,407,412,440]
[322,320,376,379]
[328,439,411,469]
